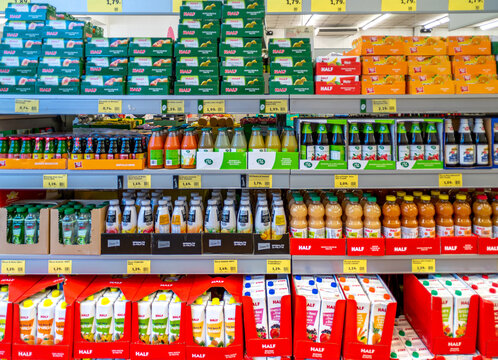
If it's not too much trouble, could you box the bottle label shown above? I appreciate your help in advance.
[476,144,489,165]
[249,148,265,153]
[401,226,418,239]
[71,154,83,160]
[181,149,196,166]
[364,227,381,238]
[24,223,36,244]
[398,145,410,161]
[215,148,230,153]
[231,148,246,153]
[300,146,314,160]
[419,226,436,238]
[494,144,498,165]
[445,145,459,165]
[314,145,329,161]
[425,145,440,161]
[474,225,492,238]
[436,225,454,237]
[326,227,342,239]
[150,149,164,167]
[165,149,180,166]
[308,227,325,239]
[377,145,392,161]
[409,145,425,160]
[290,226,308,239]
[455,225,472,237]
[459,144,475,165]
[348,145,362,160]
[346,227,363,238]
[159,214,170,225]
[383,227,401,239]
[198,148,213,153]
[330,145,344,161]
[494,225,498,239]
[362,145,376,161]
[85,154,95,160]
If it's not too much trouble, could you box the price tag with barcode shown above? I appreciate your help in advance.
[214,260,238,274]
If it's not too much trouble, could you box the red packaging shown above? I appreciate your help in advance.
[347,237,385,256]
[315,75,361,95]
[385,237,440,255]
[477,295,498,357]
[404,274,479,355]
[292,278,346,360]
[130,276,193,360]
[440,235,478,254]
[73,275,146,360]
[185,275,243,360]
[478,237,498,254]
[0,190,46,207]
[290,236,346,256]
[315,56,361,75]
[12,275,95,360]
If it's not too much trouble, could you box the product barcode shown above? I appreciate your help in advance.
[151,160,157,166]
[166,160,172,165]
[229,266,237,271]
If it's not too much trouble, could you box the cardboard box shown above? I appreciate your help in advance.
[361,75,405,95]
[315,55,361,75]
[269,76,314,94]
[128,57,172,76]
[0,159,66,170]
[221,75,264,95]
[43,20,93,39]
[219,38,263,57]
[81,75,125,95]
[42,38,84,57]
[0,56,38,76]
[407,55,452,76]
[174,75,219,95]
[452,55,497,76]
[268,38,311,57]
[179,1,222,19]
[247,151,298,169]
[403,36,447,55]
[222,3,265,19]
[220,57,263,76]
[178,20,221,38]
[221,20,264,39]
[407,74,455,95]
[86,38,129,57]
[86,57,128,76]
[0,76,35,94]
[448,36,491,55]
[175,57,219,77]
[35,75,80,95]
[68,159,145,170]
[152,233,202,255]
[0,38,42,57]
[454,74,498,94]
[315,75,361,95]
[270,57,313,76]
[202,233,253,254]
[361,56,407,75]
[101,233,152,255]
[254,233,290,255]
[128,38,173,57]
[5,3,56,21]
[37,57,83,77]
[3,20,45,39]
[347,36,404,56]
[299,159,348,170]
[127,76,171,95]
[174,38,218,57]
[196,151,247,170]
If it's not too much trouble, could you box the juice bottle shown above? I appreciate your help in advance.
[290,195,307,238]
[330,124,345,161]
[165,128,180,169]
[382,195,401,239]
[308,196,325,238]
[265,127,281,152]
[249,127,265,152]
[137,200,154,234]
[281,127,298,152]
[214,128,231,153]
[493,195,498,238]
[315,124,329,160]
[148,128,165,169]
[418,195,436,238]
[436,194,454,237]
[171,200,186,234]
[221,199,237,233]
[187,200,203,233]
[431,190,440,205]
[345,197,363,238]
[255,200,271,239]
[271,200,286,240]
[237,199,253,233]
[413,191,423,204]
[473,194,492,238]
[231,127,247,152]
[325,195,342,239]
[454,194,472,237]
[198,128,214,152]
[301,123,314,160]
[181,128,197,168]
[396,191,406,205]
[364,197,381,238]
[401,195,418,239]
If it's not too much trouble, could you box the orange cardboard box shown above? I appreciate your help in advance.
[68,158,145,170]
[0,159,66,170]
[403,36,447,56]
[408,74,455,95]
[362,56,407,75]
[448,36,491,55]
[346,36,404,56]
[452,55,497,76]
[454,74,498,94]
[407,55,451,76]
[361,75,405,95]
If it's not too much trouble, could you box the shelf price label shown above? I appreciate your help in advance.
[173,0,182,12]
[267,0,302,12]
[127,260,151,274]
[439,174,463,188]
[343,259,367,274]
[127,175,151,189]
[412,259,436,273]
[372,99,397,113]
[335,175,358,189]
[248,174,272,188]
[98,99,122,114]
[43,174,67,189]
[179,175,201,189]
[162,100,185,114]
[0,0,30,11]
[267,259,291,274]
[260,100,288,114]
[449,0,484,11]
[15,99,39,113]
[1,260,25,275]
[311,0,346,12]
[214,260,238,274]
[198,100,225,114]
[87,0,123,12]
[382,0,416,11]
[48,260,72,274]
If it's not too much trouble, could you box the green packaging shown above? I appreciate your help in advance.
[5,3,57,21]
[219,38,262,57]
[35,75,80,95]
[268,38,312,57]
[300,160,348,170]
[176,57,219,77]
[180,1,222,19]
[81,75,125,95]
[221,19,264,39]
[127,76,171,95]
[269,76,314,94]
[196,152,247,170]
[220,57,263,76]
[3,21,45,39]
[86,57,129,76]
[0,39,42,57]
[174,38,218,57]
[43,20,93,39]
[42,39,84,57]
[37,57,83,77]
[86,38,129,57]
[248,152,299,169]
[222,2,265,19]
[178,20,221,38]
[174,76,219,95]
[0,76,36,94]
[128,57,173,76]
[221,76,264,95]
[270,57,313,76]
[0,57,38,76]
[128,38,173,57]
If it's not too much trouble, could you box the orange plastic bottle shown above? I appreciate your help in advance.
[418,195,436,238]
[396,191,406,206]
[473,194,492,238]
[345,196,363,238]
[430,190,440,206]
[436,194,454,237]
[382,195,401,239]
[454,194,472,236]
[493,195,498,238]
[164,127,180,169]
[290,195,308,238]
[401,195,418,239]
[364,196,381,238]
[147,128,164,169]
[412,191,423,205]
[308,196,325,238]
[325,195,343,239]
[180,128,197,169]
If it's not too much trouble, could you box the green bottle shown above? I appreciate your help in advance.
[12,207,27,244]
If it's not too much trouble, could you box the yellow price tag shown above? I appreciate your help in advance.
[263,100,288,114]
[343,259,367,274]
[382,0,416,11]
[372,99,397,113]
[43,174,67,189]
[335,175,358,189]
[98,100,122,113]
[48,260,72,274]
[267,260,291,274]
[179,175,201,189]
[412,259,436,273]
[15,99,39,113]
[127,260,151,274]
[214,260,238,274]
[202,100,225,114]
[0,0,30,11]
[165,100,185,114]
[248,175,272,188]
[267,0,302,12]
[449,0,484,11]
[127,175,151,189]
[439,174,463,188]
[87,0,123,12]
[2,260,25,275]
[311,0,346,12]
[173,0,182,12]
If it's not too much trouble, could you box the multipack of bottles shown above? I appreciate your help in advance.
[300,122,346,161]
[57,201,108,245]
[397,121,441,162]
[6,203,53,244]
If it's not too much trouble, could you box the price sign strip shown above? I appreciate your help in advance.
[1,260,25,275]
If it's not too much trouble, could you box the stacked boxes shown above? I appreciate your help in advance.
[315,55,362,95]
[392,316,433,360]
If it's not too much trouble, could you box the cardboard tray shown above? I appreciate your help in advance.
[290,236,346,256]
[346,237,385,256]
[152,233,202,255]
[385,237,440,255]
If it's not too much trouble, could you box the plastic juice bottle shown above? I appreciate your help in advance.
[281,127,298,152]
[345,197,363,238]
[493,195,498,238]
[249,127,265,152]
[396,191,406,206]
[377,124,392,161]
[330,124,345,161]
[122,199,138,233]
[19,137,32,159]
[473,194,492,238]
[425,122,440,161]
[205,199,221,233]
[397,122,410,161]
[164,128,180,169]
[231,127,247,152]
[255,200,271,239]
[236,199,252,234]
[221,199,237,233]
[308,196,325,238]
[76,208,91,245]
[214,128,231,153]
[198,128,214,153]
[474,118,489,165]
[418,195,436,238]
[12,207,26,244]
[413,191,423,205]
[187,200,203,233]
[24,207,38,244]
[271,200,286,240]
[401,195,419,239]
[364,197,381,238]
[382,195,401,239]
[61,208,76,245]
[148,128,165,169]
[105,200,121,234]
[431,190,440,205]
[459,118,476,166]
[290,196,308,238]
[325,196,342,239]
[171,200,186,234]
[436,194,454,237]
[155,200,170,233]
[265,127,281,152]
[181,128,197,169]
[0,137,9,158]
[137,200,154,234]
[445,119,458,167]
[454,194,472,237]
[360,193,371,208]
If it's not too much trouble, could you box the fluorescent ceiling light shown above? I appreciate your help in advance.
[361,13,391,30]
[423,15,449,29]
[480,18,498,30]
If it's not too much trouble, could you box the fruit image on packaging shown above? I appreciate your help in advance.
[80,295,97,342]
[368,301,388,345]
[0,298,7,341]
[54,300,66,344]
[20,298,37,344]
[167,295,182,344]
[138,295,154,344]
[224,297,237,346]
[452,288,472,338]
[247,289,268,340]
[353,293,371,344]
[151,292,170,345]
[206,298,225,347]
[191,297,207,346]
[113,295,127,341]
[36,298,56,345]
[95,296,114,342]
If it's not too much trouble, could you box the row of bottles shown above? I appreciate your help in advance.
[444,118,489,167]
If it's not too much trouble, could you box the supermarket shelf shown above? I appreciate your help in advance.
[292,255,498,274]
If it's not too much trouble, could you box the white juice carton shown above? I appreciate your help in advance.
[0,299,8,341]
[46,289,64,305]
[191,297,207,346]
[80,295,97,342]
[351,293,371,344]
[318,288,343,343]
[224,297,237,347]
[137,294,155,344]
[451,287,475,338]
[36,297,57,345]
[267,287,288,340]
[266,279,289,290]
[368,298,393,345]
[430,288,454,338]
[95,296,116,342]
[301,288,321,343]
[390,345,412,360]
[20,298,37,344]
[245,289,268,340]
[150,292,170,345]
[315,276,338,289]
[206,298,225,347]
[168,295,182,344]
[294,276,316,289]
[54,300,67,344]
[113,295,127,341]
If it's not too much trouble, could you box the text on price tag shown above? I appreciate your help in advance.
[0,0,30,11]
[267,259,291,274]
[439,174,463,188]
[267,0,302,12]
[48,260,72,274]
[15,99,39,113]
[43,174,67,189]
[127,175,151,189]
[214,260,238,274]
[412,259,436,273]
[2,260,25,274]
[248,174,272,188]
[162,100,185,114]
[372,99,397,113]
[343,259,367,273]
[335,175,358,188]
[311,0,346,12]
[382,0,416,11]
[127,260,151,274]
[179,175,201,189]
[260,99,288,114]
[87,0,123,12]
[200,100,225,114]
[98,99,122,113]
[173,0,182,12]
[449,0,484,11]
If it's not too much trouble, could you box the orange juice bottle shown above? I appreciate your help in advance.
[418,195,436,238]
[345,196,363,238]
[164,127,180,169]
[382,195,401,239]
[430,190,440,205]
[413,191,423,205]
[473,194,492,238]
[364,197,381,238]
[396,191,406,206]
[290,195,308,238]
[493,195,498,238]
[454,194,472,236]
[401,195,418,239]
[308,196,325,238]
[148,128,164,169]
[325,195,342,239]
[180,128,197,169]
[436,194,454,237]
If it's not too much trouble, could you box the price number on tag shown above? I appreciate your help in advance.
[343,259,367,273]
[127,175,151,189]
[311,0,346,12]
[439,174,462,188]
[248,175,272,188]
[260,100,288,114]
[382,0,416,11]
[179,175,201,189]
[127,260,151,274]
[449,0,484,11]
[0,0,29,10]
[214,260,238,274]
[48,260,72,274]
[2,260,25,274]
[372,99,397,113]
[43,174,67,189]
[412,259,436,273]
[162,100,185,114]
[267,260,291,274]
[98,100,122,114]
[87,0,123,12]
[199,100,225,114]
[15,99,39,113]
[267,0,302,12]
[335,175,358,189]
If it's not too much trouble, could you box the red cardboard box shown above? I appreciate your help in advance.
[476,294,498,357]
[347,237,385,256]
[315,56,361,75]
[385,237,440,255]
[290,237,346,256]
[315,75,361,95]
[12,275,95,360]
[478,237,498,254]
[440,235,478,254]
[73,275,146,360]
[404,274,479,355]
[130,275,193,360]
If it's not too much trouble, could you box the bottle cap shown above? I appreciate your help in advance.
[23,299,33,308]
[455,290,462,296]
[477,194,488,200]
[269,289,275,295]
[456,194,467,201]
[421,195,431,201]
[413,191,422,197]
[60,301,67,310]
[28,207,38,214]
[315,277,322,283]
[349,196,359,202]
[367,197,377,202]
[110,199,119,205]
[212,298,220,305]
[396,191,406,197]
[64,208,75,215]
[312,289,318,295]
[330,282,337,288]
[439,194,449,200]
[404,195,414,202]
[431,190,440,196]
[431,290,438,296]
[267,281,274,287]
[386,195,396,202]
[80,208,90,214]
[328,196,338,202]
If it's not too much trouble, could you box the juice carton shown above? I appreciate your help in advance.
[337,275,360,286]
[318,287,344,343]
[137,293,155,344]
[347,36,404,56]
[315,55,361,75]
[294,275,315,288]
[95,296,116,342]
[244,288,268,339]
[224,297,237,346]
[103,288,122,302]
[0,300,7,342]
[452,55,497,76]
[20,298,37,344]
[267,287,289,339]
[362,75,405,95]
[368,298,394,345]
[54,300,66,344]
[362,55,407,75]
[420,278,447,290]
[314,75,361,95]
[46,289,64,304]
[36,297,57,345]
[349,292,371,344]
[407,55,452,76]
[454,74,498,94]
[168,294,182,344]
[408,74,455,95]
[403,36,447,56]
[315,276,337,287]
[300,288,321,342]
[390,345,411,360]
[448,36,491,55]
[191,297,207,346]
[266,279,289,290]
[113,295,127,341]
[450,287,475,338]
[80,295,97,342]
[150,292,170,344]
[206,298,225,347]
[430,288,454,338]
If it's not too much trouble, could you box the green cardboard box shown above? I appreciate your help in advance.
[299,160,348,170]
[348,160,396,170]
[219,38,262,57]
[269,76,314,94]
[81,75,125,95]
[0,76,36,94]
[178,20,221,38]
[174,75,219,95]
[43,20,93,39]
[3,21,45,39]
[248,152,298,170]
[0,39,42,57]
[37,57,83,77]
[176,57,219,77]
[35,75,80,95]
[220,57,263,76]
[270,57,313,76]
[128,57,173,76]
[86,57,129,76]
[127,76,171,95]
[86,38,129,57]
[128,38,173,57]
[42,39,84,57]
[179,1,222,19]
[221,76,264,94]
[221,20,264,39]
[175,38,218,57]
[268,38,312,57]
[222,3,265,19]
[5,3,56,21]
[396,160,444,170]
[0,57,38,76]
[197,152,247,169]
[55,12,76,20]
